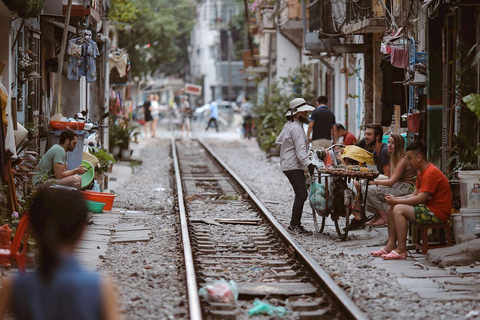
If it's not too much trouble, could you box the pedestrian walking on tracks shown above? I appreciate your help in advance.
[143,94,153,138]
[276,98,317,235]
[180,96,193,138]
[0,186,121,319]
[205,101,219,132]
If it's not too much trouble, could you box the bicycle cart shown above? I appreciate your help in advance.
[310,167,379,241]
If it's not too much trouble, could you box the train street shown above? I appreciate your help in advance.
[69,122,479,319]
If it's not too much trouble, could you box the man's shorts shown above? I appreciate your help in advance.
[414,204,444,225]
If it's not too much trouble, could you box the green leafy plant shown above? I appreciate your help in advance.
[2,0,45,18]
[90,148,116,174]
[253,66,314,153]
[446,134,480,178]
[463,93,480,119]
[109,119,140,152]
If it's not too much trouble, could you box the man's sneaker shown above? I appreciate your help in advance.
[346,218,365,231]
[287,225,313,235]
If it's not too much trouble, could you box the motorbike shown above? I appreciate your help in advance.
[83,112,109,152]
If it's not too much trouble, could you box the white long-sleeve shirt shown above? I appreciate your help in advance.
[275,119,311,171]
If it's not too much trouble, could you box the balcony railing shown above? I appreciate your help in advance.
[310,0,399,35]
[309,0,341,35]
[345,0,373,24]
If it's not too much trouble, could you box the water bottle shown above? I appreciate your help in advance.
[92,181,101,192]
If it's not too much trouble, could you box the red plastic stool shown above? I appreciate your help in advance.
[416,221,452,254]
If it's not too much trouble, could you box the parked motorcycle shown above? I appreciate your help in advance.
[83,113,109,151]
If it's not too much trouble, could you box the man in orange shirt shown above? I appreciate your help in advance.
[370,140,452,260]
[336,123,357,145]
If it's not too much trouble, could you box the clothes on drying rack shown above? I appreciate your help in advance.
[380,54,408,127]
[108,51,128,78]
[66,36,100,82]
[391,47,409,69]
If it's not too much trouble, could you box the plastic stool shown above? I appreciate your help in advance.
[416,222,452,254]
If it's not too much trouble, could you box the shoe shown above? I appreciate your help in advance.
[346,218,365,231]
[371,247,390,257]
[382,250,407,260]
[287,225,313,235]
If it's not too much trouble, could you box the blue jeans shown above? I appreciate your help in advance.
[283,170,308,227]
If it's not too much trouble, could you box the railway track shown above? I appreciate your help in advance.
[172,138,367,320]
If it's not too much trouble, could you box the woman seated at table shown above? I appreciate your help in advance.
[364,133,416,227]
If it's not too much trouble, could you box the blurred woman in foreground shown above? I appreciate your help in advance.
[0,187,121,320]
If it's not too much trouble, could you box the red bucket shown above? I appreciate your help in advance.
[81,191,117,211]
[408,113,421,133]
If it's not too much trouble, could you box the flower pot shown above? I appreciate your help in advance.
[120,149,133,159]
[112,146,120,158]
[458,170,480,209]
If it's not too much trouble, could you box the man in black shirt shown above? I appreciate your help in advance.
[307,96,337,149]
[348,123,391,230]
[364,124,390,175]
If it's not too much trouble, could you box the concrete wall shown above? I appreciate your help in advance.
[275,31,300,83]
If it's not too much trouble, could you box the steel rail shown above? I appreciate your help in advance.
[171,137,203,320]
[198,138,368,320]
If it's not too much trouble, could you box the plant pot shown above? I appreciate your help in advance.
[108,163,114,173]
[120,149,133,159]
[112,146,120,158]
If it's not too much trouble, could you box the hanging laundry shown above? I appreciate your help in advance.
[380,55,408,127]
[66,30,100,82]
[109,50,129,78]
[390,47,409,69]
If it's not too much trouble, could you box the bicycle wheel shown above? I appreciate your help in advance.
[334,188,354,241]
[311,204,326,233]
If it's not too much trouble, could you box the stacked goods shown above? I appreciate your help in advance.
[320,164,379,179]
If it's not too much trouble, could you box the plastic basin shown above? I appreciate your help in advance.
[84,200,106,213]
[50,121,85,131]
[81,160,95,190]
[81,191,117,211]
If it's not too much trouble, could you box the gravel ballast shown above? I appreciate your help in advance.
[207,138,479,320]
[99,136,478,319]
[102,139,188,319]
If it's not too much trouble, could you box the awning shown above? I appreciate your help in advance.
[41,16,77,34]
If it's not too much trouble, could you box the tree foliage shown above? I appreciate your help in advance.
[110,0,195,78]
[253,66,314,153]
[108,0,139,23]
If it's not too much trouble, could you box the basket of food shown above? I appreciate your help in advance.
[320,164,380,179]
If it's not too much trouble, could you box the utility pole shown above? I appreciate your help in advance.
[227,30,233,101]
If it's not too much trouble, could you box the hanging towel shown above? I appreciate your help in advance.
[391,47,409,68]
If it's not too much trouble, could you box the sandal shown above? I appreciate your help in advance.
[370,247,390,257]
[371,216,387,227]
[365,216,379,226]
[381,250,407,260]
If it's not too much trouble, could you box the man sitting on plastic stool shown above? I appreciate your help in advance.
[33,129,88,189]
[370,141,452,260]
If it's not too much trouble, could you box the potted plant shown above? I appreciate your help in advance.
[90,148,116,174]
[109,120,139,159]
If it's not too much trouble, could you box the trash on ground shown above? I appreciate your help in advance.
[198,279,238,304]
[248,298,287,317]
